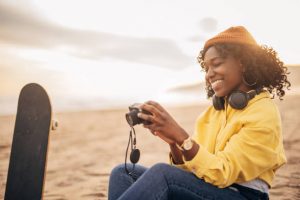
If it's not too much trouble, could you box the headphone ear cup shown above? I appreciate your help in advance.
[228,91,248,109]
[212,95,225,110]
[130,148,140,164]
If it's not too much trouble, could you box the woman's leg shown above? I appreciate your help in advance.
[108,163,147,200]
[117,163,247,200]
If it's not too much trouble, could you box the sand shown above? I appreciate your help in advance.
[1,67,300,199]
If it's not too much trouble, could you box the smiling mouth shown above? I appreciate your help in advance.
[210,79,223,89]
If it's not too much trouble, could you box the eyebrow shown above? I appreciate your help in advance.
[203,56,223,66]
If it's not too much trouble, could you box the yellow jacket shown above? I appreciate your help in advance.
[172,91,286,188]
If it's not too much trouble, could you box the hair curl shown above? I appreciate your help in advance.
[197,43,291,99]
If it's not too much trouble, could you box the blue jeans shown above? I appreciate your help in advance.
[108,163,269,200]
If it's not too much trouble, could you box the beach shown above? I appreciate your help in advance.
[1,67,300,199]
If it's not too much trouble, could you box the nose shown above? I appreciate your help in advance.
[205,66,215,80]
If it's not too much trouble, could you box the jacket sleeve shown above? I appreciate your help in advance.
[183,126,285,188]
[169,152,189,170]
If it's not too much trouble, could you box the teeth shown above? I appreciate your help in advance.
[211,80,223,87]
[211,80,222,84]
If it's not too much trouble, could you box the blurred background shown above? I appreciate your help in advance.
[1,0,300,115]
[1,1,300,199]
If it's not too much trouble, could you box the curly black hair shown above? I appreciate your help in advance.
[197,43,291,99]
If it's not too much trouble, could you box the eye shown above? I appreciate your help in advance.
[212,61,223,67]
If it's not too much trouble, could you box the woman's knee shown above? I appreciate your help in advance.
[110,163,147,180]
[147,163,176,177]
[150,163,171,171]
[110,163,127,177]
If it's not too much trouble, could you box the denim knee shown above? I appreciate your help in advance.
[110,163,147,182]
[150,163,172,173]
[109,164,135,200]
[110,163,127,175]
[147,163,175,180]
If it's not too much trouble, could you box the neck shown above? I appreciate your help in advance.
[237,83,253,93]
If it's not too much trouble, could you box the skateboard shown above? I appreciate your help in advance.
[5,83,57,200]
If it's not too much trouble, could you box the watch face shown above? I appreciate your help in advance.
[183,138,193,150]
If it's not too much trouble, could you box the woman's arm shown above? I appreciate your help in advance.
[169,141,200,164]
[169,143,184,164]
[137,100,201,164]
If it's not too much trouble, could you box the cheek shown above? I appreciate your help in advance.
[227,72,243,87]
[214,63,228,74]
[224,64,243,81]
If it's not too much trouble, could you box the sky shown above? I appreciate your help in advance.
[1,0,300,114]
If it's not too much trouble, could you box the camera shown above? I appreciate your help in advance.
[125,103,152,126]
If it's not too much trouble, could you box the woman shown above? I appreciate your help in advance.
[108,26,290,200]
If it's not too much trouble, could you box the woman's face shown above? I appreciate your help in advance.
[203,46,249,97]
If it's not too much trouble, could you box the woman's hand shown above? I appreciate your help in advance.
[137,100,189,145]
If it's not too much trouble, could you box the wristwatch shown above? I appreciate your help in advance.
[176,137,194,151]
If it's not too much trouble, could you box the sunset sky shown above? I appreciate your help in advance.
[1,0,299,114]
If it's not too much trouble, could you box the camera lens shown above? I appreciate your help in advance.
[125,113,134,126]
[125,109,141,126]
[125,103,153,126]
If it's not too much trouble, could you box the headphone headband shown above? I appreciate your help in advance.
[213,88,262,110]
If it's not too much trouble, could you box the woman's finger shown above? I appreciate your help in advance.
[140,103,161,116]
[145,100,165,112]
[143,123,161,132]
[139,105,165,124]
[138,112,157,123]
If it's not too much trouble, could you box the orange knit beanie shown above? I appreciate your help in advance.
[204,26,258,50]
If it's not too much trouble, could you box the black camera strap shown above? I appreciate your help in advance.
[124,126,140,177]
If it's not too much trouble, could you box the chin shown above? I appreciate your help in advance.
[214,90,229,97]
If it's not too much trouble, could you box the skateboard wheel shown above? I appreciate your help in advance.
[51,119,59,130]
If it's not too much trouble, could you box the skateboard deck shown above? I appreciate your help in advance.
[5,83,52,200]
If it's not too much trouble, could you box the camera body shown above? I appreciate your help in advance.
[125,103,152,126]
